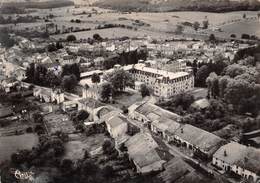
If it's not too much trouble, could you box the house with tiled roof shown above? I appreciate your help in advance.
[128,102,181,141]
[125,132,166,174]
[174,124,225,159]
[213,142,260,183]
[157,157,204,183]
[104,112,128,139]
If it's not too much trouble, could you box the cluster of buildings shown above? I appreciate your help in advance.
[93,100,260,182]
[80,61,194,99]
[0,32,259,183]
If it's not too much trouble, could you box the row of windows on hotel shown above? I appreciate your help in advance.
[131,71,193,83]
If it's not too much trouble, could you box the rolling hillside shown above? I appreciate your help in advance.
[1,0,74,9]
[95,0,260,12]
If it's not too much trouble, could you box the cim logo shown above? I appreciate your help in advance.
[10,169,35,182]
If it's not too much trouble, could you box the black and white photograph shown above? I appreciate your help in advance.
[0,0,260,182]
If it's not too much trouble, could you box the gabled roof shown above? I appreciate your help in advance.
[125,133,165,169]
[134,102,180,122]
[214,142,260,175]
[175,124,224,154]
[158,157,195,183]
[106,115,128,128]
[152,118,181,135]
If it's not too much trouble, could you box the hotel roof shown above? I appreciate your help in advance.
[133,64,189,80]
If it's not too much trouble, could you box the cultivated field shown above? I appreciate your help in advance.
[3,5,259,40]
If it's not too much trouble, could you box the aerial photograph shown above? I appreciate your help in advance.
[0,0,259,182]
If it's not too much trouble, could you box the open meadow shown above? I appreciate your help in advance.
[3,5,259,40]
[0,134,38,163]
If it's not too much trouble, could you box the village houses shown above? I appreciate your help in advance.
[213,142,260,183]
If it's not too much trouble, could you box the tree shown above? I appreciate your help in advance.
[47,43,58,52]
[25,63,35,83]
[93,33,103,41]
[32,112,44,123]
[140,84,150,98]
[77,110,89,121]
[79,159,99,177]
[202,20,209,29]
[103,69,134,92]
[206,72,219,98]
[33,64,48,86]
[230,34,236,38]
[223,64,247,78]
[175,25,184,34]
[45,70,61,87]
[224,79,252,108]
[205,99,226,119]
[66,34,76,42]
[102,140,114,154]
[60,159,73,173]
[172,93,195,110]
[218,75,231,98]
[102,166,114,179]
[62,63,80,81]
[0,30,16,48]
[193,21,200,31]
[11,150,30,165]
[91,73,101,84]
[209,34,216,42]
[241,34,250,39]
[100,82,112,102]
[195,65,211,87]
[75,19,81,23]
[61,74,78,92]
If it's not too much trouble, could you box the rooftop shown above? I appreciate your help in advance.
[106,114,128,128]
[158,157,195,183]
[80,70,103,78]
[214,142,260,175]
[125,133,165,170]
[135,102,181,122]
[175,124,224,154]
[133,63,189,80]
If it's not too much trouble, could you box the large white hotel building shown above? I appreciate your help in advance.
[123,62,194,98]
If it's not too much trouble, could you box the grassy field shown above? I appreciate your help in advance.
[2,5,260,39]
[0,134,38,163]
[50,8,260,39]
[111,89,143,109]
[64,133,108,160]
